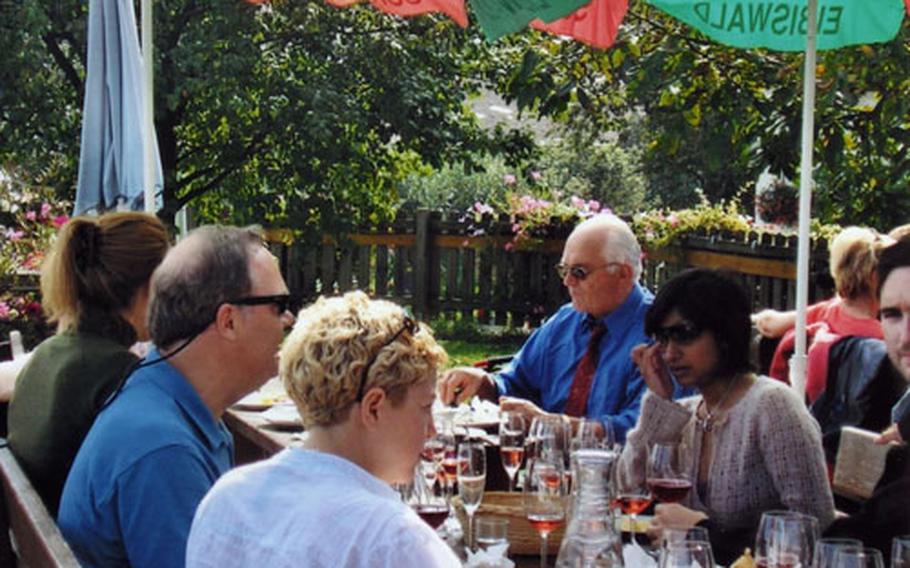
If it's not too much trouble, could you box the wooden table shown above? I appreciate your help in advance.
[224,409,304,465]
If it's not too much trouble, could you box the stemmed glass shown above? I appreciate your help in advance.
[572,418,616,453]
[499,411,526,492]
[813,538,863,568]
[893,536,910,568]
[523,452,567,568]
[755,510,817,568]
[457,442,486,551]
[647,442,692,504]
[420,435,445,491]
[408,465,450,532]
[659,541,716,568]
[833,548,885,568]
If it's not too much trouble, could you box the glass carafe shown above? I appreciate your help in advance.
[556,449,624,567]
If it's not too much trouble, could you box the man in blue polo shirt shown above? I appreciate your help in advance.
[58,225,294,568]
[439,214,676,441]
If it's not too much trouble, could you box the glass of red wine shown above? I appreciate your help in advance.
[646,442,692,504]
[499,411,526,492]
[408,465,450,532]
[523,452,566,568]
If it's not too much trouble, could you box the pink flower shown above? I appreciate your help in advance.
[473,202,494,216]
[53,215,69,228]
[6,230,24,241]
[668,214,679,227]
[40,202,51,219]
[504,242,514,251]
[587,200,601,212]
[0,302,10,320]
[503,174,516,186]
[570,196,585,209]
[531,171,542,182]
[25,211,37,221]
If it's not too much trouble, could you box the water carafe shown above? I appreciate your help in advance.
[555,449,624,567]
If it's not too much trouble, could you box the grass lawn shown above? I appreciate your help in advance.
[438,337,525,368]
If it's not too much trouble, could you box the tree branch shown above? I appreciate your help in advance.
[42,33,83,102]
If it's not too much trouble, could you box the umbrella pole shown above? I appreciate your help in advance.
[791,0,818,400]
[142,0,155,214]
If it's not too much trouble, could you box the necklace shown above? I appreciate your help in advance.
[697,375,743,433]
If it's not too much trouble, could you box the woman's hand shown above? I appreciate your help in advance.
[646,503,708,544]
[499,396,548,422]
[875,423,904,445]
[632,343,674,400]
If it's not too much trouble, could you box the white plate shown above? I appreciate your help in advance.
[260,403,302,429]
[233,377,290,410]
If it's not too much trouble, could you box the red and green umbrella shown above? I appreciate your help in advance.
[322,0,908,391]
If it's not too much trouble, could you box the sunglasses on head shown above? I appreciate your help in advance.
[555,262,621,281]
[356,315,418,402]
[227,294,291,314]
[652,321,702,346]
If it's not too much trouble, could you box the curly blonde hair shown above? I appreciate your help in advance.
[829,226,890,302]
[280,291,447,429]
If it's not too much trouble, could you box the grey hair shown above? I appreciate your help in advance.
[585,214,642,280]
[149,225,265,347]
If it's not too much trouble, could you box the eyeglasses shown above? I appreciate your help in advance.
[356,315,418,402]
[555,262,622,281]
[652,321,703,346]
[227,294,291,314]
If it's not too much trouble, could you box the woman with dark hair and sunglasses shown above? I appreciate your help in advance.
[615,268,834,565]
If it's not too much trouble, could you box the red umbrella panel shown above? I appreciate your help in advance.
[324,0,469,27]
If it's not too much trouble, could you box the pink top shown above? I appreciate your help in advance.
[769,297,882,402]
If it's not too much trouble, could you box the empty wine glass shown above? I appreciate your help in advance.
[659,541,716,568]
[834,547,885,568]
[813,538,862,568]
[647,442,692,504]
[524,452,567,568]
[660,526,711,551]
[572,418,616,452]
[499,411,526,492]
[893,536,910,568]
[420,436,445,490]
[755,510,816,568]
[457,442,486,551]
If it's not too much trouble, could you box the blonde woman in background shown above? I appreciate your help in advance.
[7,212,169,515]
[753,226,891,400]
[186,291,460,568]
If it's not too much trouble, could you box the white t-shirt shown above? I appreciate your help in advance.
[186,448,461,568]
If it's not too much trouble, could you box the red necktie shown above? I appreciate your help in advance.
[563,322,607,417]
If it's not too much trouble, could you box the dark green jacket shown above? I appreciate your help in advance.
[7,311,137,515]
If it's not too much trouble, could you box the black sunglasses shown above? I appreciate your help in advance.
[555,262,620,281]
[652,321,703,346]
[356,315,418,402]
[227,294,291,314]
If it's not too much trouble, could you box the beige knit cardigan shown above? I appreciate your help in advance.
[616,376,835,532]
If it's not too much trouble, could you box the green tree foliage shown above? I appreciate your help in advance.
[0,1,523,238]
[496,1,910,229]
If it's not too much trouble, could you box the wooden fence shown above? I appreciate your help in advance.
[268,210,832,327]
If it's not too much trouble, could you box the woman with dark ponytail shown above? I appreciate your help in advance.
[7,212,169,515]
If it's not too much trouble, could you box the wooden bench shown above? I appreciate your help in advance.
[0,441,79,567]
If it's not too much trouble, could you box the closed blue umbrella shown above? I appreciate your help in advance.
[74,0,162,216]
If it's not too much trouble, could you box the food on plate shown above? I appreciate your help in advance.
[730,548,756,568]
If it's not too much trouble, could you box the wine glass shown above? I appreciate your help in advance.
[755,510,816,568]
[659,541,716,568]
[440,431,458,499]
[475,516,509,555]
[813,538,862,568]
[572,418,616,453]
[420,436,445,491]
[408,465,450,532]
[523,453,567,568]
[893,536,910,568]
[647,442,692,504]
[833,548,885,568]
[499,411,526,492]
[660,526,711,551]
[457,442,486,551]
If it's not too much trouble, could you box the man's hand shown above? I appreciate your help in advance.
[438,367,496,405]
[646,504,708,544]
[631,343,674,400]
[499,396,549,423]
[875,423,904,445]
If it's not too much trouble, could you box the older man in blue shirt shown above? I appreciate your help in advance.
[440,214,671,440]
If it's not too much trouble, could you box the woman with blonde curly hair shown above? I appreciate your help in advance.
[753,226,891,401]
[186,291,460,568]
